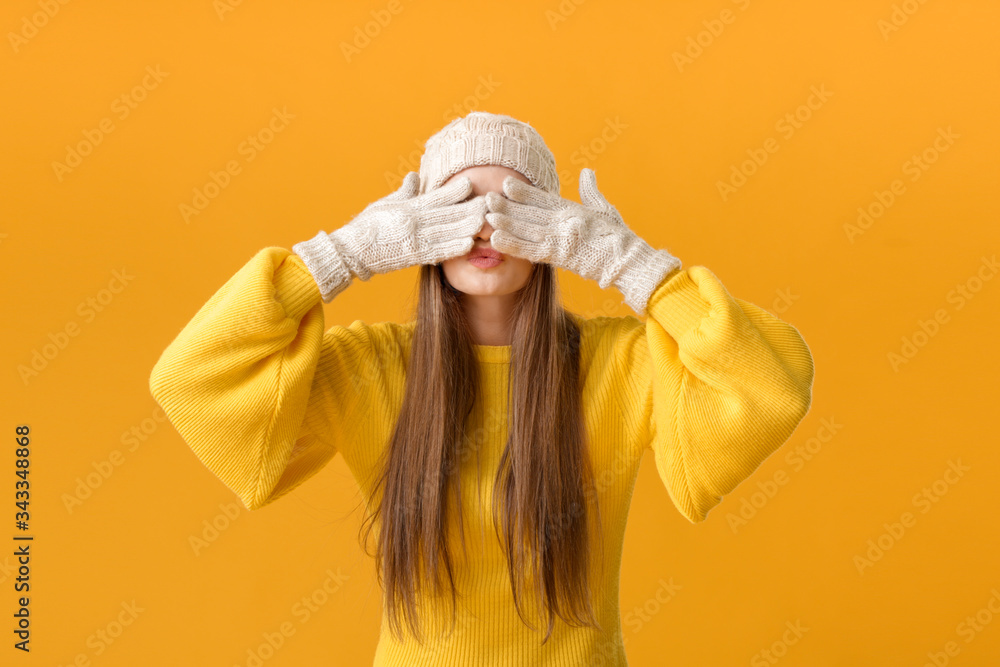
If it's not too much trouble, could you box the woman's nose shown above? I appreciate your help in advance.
[475,219,494,240]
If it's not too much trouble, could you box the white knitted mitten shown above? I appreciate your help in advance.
[484,168,681,315]
[293,172,488,302]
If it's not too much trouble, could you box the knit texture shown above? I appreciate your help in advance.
[292,173,488,303]
[419,112,560,196]
[485,168,682,316]
[148,247,815,666]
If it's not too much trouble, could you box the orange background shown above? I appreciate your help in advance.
[3,0,999,664]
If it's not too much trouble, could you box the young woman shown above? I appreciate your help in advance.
[149,112,815,666]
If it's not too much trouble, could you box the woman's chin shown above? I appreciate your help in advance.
[445,269,514,296]
[454,279,512,296]
[442,256,534,295]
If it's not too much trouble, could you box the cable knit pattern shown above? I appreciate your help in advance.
[292,173,488,303]
[148,247,815,666]
[485,169,683,316]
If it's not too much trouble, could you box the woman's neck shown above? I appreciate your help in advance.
[460,293,517,346]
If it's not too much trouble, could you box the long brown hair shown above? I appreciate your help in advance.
[359,260,605,644]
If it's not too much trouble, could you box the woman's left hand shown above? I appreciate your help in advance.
[485,168,682,315]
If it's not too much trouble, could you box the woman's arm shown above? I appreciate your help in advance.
[150,174,486,511]
[148,246,380,511]
[482,168,814,523]
[618,265,815,524]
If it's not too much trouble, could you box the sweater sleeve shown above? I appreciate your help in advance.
[148,246,381,511]
[617,265,815,524]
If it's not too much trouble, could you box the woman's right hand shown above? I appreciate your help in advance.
[335,171,487,278]
[292,172,487,302]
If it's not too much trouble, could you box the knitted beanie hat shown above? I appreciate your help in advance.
[418,111,559,196]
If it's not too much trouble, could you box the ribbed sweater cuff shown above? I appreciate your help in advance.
[645,266,709,342]
[273,252,323,321]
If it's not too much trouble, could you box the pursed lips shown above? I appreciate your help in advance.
[467,246,504,261]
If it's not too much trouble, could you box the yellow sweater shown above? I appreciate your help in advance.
[148,247,814,666]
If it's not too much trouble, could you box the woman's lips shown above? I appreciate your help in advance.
[467,247,503,269]
[468,256,502,269]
